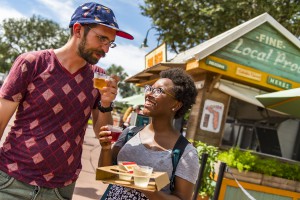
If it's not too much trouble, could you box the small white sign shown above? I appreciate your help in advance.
[200,99,224,133]
[195,80,205,89]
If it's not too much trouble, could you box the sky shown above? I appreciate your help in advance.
[0,0,175,76]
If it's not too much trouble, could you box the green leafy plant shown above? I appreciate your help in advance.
[193,140,219,198]
[218,147,300,181]
[217,148,258,172]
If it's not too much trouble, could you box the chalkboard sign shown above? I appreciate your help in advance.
[255,127,282,157]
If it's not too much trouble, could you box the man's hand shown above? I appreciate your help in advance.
[99,74,119,105]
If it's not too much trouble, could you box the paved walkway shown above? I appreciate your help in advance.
[72,125,108,200]
[1,115,108,200]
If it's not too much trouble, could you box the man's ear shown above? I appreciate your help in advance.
[73,23,82,38]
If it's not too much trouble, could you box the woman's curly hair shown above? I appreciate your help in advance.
[160,68,198,119]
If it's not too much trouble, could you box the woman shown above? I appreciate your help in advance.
[98,68,199,200]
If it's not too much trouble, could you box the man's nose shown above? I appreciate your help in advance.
[101,44,110,53]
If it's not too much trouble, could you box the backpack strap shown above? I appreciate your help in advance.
[123,126,145,145]
[170,135,190,191]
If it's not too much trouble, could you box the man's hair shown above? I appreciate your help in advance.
[160,68,198,118]
[69,24,98,36]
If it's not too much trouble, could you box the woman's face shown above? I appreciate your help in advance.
[143,78,178,118]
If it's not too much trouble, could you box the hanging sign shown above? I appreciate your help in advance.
[145,43,167,69]
[200,99,224,133]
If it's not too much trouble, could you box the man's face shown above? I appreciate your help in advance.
[78,29,106,65]
[77,25,116,65]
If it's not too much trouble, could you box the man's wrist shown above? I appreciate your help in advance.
[98,101,114,113]
[100,101,111,107]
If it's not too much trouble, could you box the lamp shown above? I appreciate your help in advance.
[140,27,156,48]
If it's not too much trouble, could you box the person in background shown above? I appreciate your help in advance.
[122,106,133,128]
[0,2,133,199]
[98,68,200,200]
[123,104,143,127]
[133,104,143,114]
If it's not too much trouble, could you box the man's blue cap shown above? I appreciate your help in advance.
[69,2,134,40]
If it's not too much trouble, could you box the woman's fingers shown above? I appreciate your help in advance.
[98,126,112,148]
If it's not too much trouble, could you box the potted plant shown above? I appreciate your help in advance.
[193,140,219,199]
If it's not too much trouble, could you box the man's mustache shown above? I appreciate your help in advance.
[97,50,106,58]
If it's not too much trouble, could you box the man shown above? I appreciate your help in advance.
[0,2,133,199]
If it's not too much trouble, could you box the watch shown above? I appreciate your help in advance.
[98,101,114,113]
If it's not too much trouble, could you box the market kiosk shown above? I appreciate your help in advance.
[126,13,300,199]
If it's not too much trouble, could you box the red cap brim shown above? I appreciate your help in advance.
[100,24,134,40]
[117,31,134,40]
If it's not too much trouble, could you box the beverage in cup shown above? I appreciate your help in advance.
[107,125,123,143]
[133,165,153,188]
[118,161,136,181]
[93,72,110,90]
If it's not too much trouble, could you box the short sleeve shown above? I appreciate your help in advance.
[175,144,200,184]
[0,53,36,102]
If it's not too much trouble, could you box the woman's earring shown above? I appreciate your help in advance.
[172,108,176,112]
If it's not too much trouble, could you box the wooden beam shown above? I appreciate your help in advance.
[208,74,222,93]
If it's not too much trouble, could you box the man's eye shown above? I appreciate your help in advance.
[99,37,106,41]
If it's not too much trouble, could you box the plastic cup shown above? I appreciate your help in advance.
[93,72,110,90]
[117,161,133,181]
[133,165,153,188]
[108,125,123,143]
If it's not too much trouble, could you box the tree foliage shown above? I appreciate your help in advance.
[141,0,300,53]
[106,64,142,98]
[0,15,69,72]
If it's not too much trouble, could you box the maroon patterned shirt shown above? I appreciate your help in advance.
[0,49,103,188]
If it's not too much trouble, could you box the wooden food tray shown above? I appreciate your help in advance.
[96,165,170,191]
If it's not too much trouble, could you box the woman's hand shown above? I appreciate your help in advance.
[98,125,112,150]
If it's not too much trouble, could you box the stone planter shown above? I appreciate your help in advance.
[225,167,263,185]
[262,175,298,192]
[296,181,300,193]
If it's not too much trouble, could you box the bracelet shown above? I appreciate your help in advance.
[98,101,114,113]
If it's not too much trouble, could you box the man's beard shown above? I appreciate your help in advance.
[78,37,106,65]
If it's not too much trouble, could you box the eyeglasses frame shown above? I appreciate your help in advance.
[86,26,117,48]
[144,85,176,99]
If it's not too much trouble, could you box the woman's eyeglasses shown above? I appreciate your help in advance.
[87,26,117,48]
[144,85,176,99]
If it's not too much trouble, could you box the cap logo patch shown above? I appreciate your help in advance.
[83,11,89,17]
[94,16,101,22]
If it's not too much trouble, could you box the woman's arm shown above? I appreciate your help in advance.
[97,125,123,167]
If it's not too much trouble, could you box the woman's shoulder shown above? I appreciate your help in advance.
[185,143,198,154]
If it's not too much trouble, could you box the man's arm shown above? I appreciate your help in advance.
[0,98,19,140]
[92,107,113,138]
[92,74,119,138]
